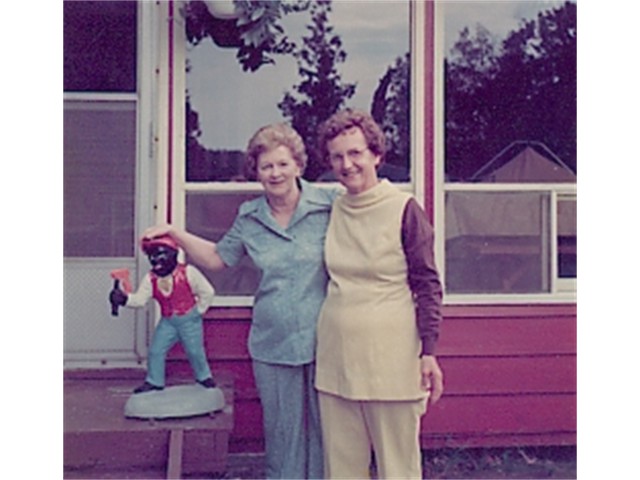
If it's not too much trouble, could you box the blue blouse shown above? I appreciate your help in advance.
[216,180,339,365]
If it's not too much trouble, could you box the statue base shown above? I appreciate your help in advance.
[124,384,225,419]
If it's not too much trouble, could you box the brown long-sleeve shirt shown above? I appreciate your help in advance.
[401,198,443,356]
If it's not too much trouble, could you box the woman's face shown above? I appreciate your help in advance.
[256,145,302,199]
[327,126,380,194]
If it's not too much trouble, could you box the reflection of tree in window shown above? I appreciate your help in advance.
[445,2,576,182]
[183,0,410,182]
[278,0,355,180]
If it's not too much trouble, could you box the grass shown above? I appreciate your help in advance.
[423,446,576,479]
[210,446,576,479]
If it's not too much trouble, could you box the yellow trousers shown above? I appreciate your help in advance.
[318,391,427,479]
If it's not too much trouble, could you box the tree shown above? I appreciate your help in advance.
[445,1,576,181]
[371,53,410,179]
[278,0,356,180]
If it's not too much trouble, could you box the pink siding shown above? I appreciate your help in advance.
[165,304,576,452]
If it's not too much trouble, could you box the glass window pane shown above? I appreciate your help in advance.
[443,1,576,183]
[445,191,551,293]
[64,101,137,257]
[184,0,410,182]
[185,193,262,296]
[64,1,137,92]
[557,197,576,278]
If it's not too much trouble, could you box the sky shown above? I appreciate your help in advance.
[188,0,569,150]
[188,0,410,150]
[443,0,568,53]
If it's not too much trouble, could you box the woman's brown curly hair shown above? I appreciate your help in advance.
[317,109,387,166]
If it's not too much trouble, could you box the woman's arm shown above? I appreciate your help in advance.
[143,224,227,272]
[401,199,443,355]
[401,199,445,404]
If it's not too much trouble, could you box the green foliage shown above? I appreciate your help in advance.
[183,0,310,71]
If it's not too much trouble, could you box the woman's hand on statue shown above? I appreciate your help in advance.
[142,224,175,240]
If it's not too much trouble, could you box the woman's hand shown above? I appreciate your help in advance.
[141,225,226,272]
[142,224,176,240]
[420,355,444,404]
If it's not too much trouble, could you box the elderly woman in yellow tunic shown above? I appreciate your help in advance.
[315,109,444,479]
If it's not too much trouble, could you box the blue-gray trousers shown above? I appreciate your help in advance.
[253,361,324,479]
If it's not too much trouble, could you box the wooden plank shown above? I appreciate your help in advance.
[201,304,577,320]
[165,362,258,401]
[437,316,576,356]
[442,304,576,318]
[189,305,578,451]
[203,320,252,358]
[421,394,576,437]
[65,431,169,469]
[421,431,577,449]
[182,430,231,475]
[167,320,251,360]
[439,355,576,395]
[166,429,184,480]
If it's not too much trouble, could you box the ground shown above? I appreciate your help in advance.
[205,446,576,479]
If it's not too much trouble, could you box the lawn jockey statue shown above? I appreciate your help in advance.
[109,234,216,394]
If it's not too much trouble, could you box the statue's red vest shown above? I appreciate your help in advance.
[150,264,196,317]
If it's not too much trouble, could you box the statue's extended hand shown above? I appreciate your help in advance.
[109,280,128,316]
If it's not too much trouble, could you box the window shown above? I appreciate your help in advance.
[64,1,138,258]
[439,1,576,301]
[64,100,137,257]
[174,0,414,300]
[64,1,137,92]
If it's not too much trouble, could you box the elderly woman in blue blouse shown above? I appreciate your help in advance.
[143,123,337,479]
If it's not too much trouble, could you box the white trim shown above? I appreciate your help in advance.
[445,183,577,192]
[445,292,577,305]
[184,182,266,193]
[555,192,577,293]
[411,0,425,205]
[211,296,255,307]
[154,0,171,227]
[63,92,138,102]
[172,0,187,229]
[433,2,575,305]
[433,1,447,290]
[550,191,559,293]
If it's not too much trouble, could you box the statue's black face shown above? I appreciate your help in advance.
[147,245,178,277]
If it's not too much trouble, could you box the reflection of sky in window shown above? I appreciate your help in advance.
[187,1,409,150]
[443,0,569,55]
[187,0,571,150]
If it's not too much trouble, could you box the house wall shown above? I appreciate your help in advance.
[166,304,576,452]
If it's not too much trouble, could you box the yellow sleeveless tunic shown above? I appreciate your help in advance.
[315,180,427,401]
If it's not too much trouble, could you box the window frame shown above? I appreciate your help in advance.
[165,0,425,306]
[433,2,576,305]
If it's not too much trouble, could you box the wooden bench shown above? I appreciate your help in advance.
[64,369,234,479]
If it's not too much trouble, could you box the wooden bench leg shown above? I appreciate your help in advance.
[167,429,184,480]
